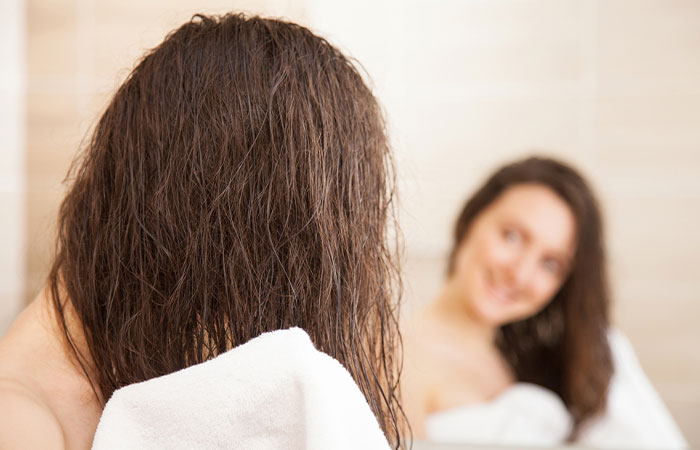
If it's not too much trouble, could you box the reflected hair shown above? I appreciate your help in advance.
[447,156,613,435]
[48,13,405,447]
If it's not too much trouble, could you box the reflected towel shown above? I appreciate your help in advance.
[91,328,390,450]
[577,330,689,449]
[425,383,572,446]
[425,330,689,449]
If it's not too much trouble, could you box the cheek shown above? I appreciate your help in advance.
[528,273,559,307]
[531,275,563,306]
[455,247,481,289]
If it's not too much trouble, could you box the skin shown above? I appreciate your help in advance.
[0,289,101,450]
[402,183,576,437]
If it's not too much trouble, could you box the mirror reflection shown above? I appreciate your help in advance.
[401,157,685,448]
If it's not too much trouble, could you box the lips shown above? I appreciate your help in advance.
[484,272,516,304]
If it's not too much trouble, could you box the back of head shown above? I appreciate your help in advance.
[49,13,403,444]
[449,156,613,433]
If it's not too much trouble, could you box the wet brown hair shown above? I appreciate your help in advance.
[447,156,613,434]
[48,13,406,447]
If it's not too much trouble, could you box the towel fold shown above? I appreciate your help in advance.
[577,330,688,449]
[425,383,572,446]
[92,327,391,450]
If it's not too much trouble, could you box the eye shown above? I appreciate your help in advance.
[502,227,521,244]
[542,257,563,275]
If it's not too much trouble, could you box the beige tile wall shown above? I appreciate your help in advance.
[23,0,700,446]
[1,0,25,335]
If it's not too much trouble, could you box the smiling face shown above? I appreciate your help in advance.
[450,183,577,327]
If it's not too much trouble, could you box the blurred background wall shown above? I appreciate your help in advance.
[0,0,25,334]
[6,0,700,446]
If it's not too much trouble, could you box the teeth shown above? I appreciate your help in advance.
[485,272,514,302]
[493,289,510,302]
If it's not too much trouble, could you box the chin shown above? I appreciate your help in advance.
[471,298,515,328]
[473,293,542,328]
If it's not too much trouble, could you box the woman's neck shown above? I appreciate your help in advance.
[432,279,498,347]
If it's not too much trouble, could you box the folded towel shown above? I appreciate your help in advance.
[92,328,391,450]
[577,330,689,449]
[424,329,688,449]
[425,383,572,446]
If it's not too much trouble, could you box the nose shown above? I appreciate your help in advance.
[507,253,537,288]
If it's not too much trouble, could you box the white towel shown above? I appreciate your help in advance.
[425,383,573,446]
[577,330,689,449]
[91,327,391,450]
[424,330,688,449]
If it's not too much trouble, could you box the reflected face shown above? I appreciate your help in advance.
[451,183,577,327]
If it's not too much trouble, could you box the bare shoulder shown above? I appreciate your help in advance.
[402,307,450,366]
[400,311,446,437]
[0,379,65,450]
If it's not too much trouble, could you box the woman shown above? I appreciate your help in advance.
[0,14,404,449]
[402,156,613,444]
